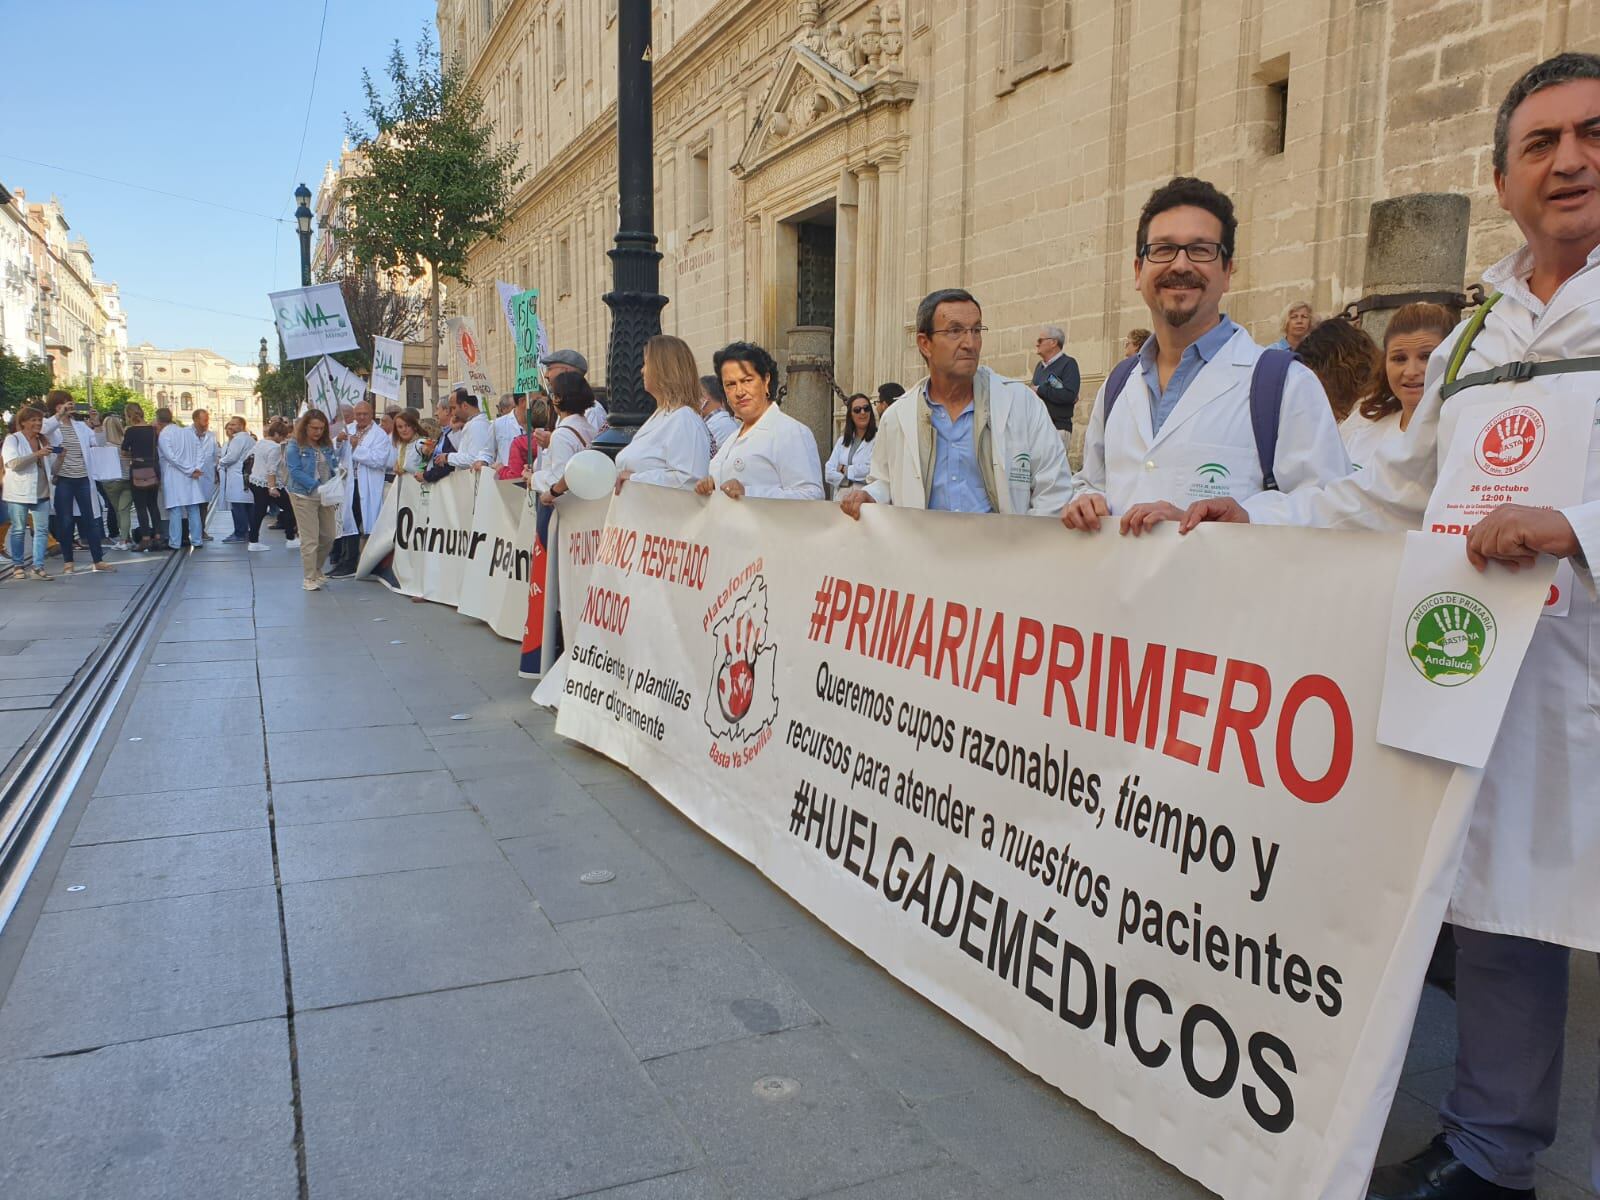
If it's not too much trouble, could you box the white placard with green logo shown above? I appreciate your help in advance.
[511,289,544,395]
[270,283,358,359]
[371,336,404,403]
[1376,530,1553,766]
[304,355,366,427]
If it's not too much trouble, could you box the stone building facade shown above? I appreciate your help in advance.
[441,0,1592,411]
[127,344,265,431]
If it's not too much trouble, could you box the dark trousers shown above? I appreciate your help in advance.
[97,483,118,538]
[248,483,273,541]
[53,474,103,564]
[229,502,252,539]
[1441,926,1600,1190]
[131,487,161,543]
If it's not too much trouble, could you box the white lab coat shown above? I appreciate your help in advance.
[343,423,396,536]
[531,415,598,493]
[824,433,875,497]
[864,366,1072,515]
[2,431,53,505]
[158,423,206,508]
[1338,408,1401,472]
[446,412,495,468]
[587,401,609,434]
[616,405,711,491]
[1244,241,1600,951]
[708,403,824,499]
[194,430,220,502]
[219,432,256,505]
[704,407,739,456]
[492,412,522,466]
[1072,326,1352,512]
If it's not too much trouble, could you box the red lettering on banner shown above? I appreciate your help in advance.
[1275,676,1353,805]
[1163,650,1217,767]
[1107,638,1165,750]
[1208,660,1271,787]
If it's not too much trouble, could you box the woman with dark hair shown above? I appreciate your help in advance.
[1293,317,1381,425]
[498,395,552,483]
[1339,303,1457,472]
[694,341,823,501]
[284,410,341,590]
[120,403,165,551]
[615,335,712,492]
[825,393,877,499]
[530,372,599,502]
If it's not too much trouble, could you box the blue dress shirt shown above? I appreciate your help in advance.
[1141,316,1239,434]
[925,396,993,513]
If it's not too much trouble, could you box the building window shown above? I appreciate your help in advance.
[233,398,245,414]
[406,375,424,406]
[553,11,567,83]
[180,392,193,412]
[1267,79,1289,156]
[689,140,712,234]
[558,235,572,297]
[998,0,1071,94]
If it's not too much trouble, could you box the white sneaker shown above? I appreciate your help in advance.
[285,538,301,549]
[247,542,269,552]
[302,578,321,591]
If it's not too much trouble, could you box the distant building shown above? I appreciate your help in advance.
[127,343,265,430]
[0,184,36,361]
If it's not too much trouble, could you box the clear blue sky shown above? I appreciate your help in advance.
[5,0,437,366]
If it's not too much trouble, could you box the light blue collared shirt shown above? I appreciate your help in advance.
[1142,316,1239,434]
[925,395,993,513]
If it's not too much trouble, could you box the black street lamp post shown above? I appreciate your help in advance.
[294,183,314,288]
[595,0,667,456]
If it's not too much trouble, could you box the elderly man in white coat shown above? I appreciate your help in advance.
[157,407,206,548]
[329,400,394,577]
[192,409,220,541]
[217,417,256,543]
[1061,176,1350,538]
[839,288,1071,520]
[1184,55,1600,1200]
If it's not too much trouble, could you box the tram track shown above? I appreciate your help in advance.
[0,545,190,932]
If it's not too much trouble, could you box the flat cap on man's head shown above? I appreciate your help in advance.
[539,349,589,374]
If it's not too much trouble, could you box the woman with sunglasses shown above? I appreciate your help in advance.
[824,393,877,499]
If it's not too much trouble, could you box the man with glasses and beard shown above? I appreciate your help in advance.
[1061,177,1349,537]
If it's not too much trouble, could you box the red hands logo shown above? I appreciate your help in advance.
[716,612,764,723]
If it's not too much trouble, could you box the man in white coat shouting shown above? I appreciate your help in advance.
[1182,54,1600,1200]
[157,407,206,549]
[1062,176,1349,536]
[331,400,395,577]
[839,288,1071,519]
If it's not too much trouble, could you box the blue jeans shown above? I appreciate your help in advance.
[53,474,103,564]
[7,499,49,568]
[168,503,203,547]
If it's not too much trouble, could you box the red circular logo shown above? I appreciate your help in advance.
[459,330,479,365]
[1474,406,1545,476]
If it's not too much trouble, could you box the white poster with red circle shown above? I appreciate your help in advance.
[1422,378,1592,617]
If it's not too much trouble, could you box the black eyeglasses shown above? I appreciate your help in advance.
[1139,241,1226,264]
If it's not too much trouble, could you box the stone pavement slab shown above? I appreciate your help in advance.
[499,807,695,924]
[296,975,700,1200]
[265,722,443,781]
[0,1018,297,1200]
[273,807,504,883]
[271,768,470,825]
[44,826,274,909]
[70,784,270,845]
[0,887,284,1058]
[283,860,575,1009]
[93,730,266,796]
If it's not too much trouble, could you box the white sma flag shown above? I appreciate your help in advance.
[371,336,404,402]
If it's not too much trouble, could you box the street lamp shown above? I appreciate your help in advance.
[294,183,313,287]
[595,0,667,456]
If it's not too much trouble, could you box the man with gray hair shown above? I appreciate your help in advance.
[1030,324,1080,454]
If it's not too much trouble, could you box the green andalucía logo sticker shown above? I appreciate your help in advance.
[1406,592,1497,686]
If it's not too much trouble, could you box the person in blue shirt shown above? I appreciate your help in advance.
[284,410,342,591]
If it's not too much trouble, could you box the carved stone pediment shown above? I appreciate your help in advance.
[733,41,915,180]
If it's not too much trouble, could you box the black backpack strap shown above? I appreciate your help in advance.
[1440,355,1600,400]
[1249,349,1294,492]
[1101,354,1141,425]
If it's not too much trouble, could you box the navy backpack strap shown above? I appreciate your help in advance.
[1249,348,1294,492]
[1101,354,1140,424]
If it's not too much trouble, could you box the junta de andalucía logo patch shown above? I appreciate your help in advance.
[1406,591,1497,686]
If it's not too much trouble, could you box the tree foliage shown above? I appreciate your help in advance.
[57,378,142,417]
[322,261,430,370]
[256,360,306,421]
[340,29,527,289]
[0,350,54,410]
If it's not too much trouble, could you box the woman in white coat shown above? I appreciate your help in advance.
[614,335,711,494]
[4,405,56,579]
[218,417,256,543]
[1338,302,1454,472]
[824,394,876,499]
[694,341,823,501]
[530,372,599,502]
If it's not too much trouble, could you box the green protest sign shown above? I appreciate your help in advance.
[512,289,544,395]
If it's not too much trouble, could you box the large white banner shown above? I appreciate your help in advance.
[270,283,358,359]
[371,335,404,403]
[544,486,1542,1200]
[357,472,536,642]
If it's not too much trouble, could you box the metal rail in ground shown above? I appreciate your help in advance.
[0,546,189,931]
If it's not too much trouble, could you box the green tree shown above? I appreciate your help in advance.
[340,29,526,410]
[0,350,54,411]
[59,378,142,417]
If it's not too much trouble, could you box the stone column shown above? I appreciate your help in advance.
[874,156,904,387]
[833,167,859,395]
[853,165,879,395]
[784,324,836,469]
[1359,194,1470,343]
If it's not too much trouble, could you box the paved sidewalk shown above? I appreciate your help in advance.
[0,538,1593,1199]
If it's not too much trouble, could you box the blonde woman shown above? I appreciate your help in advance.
[615,335,712,493]
[100,415,135,550]
[1269,301,1315,351]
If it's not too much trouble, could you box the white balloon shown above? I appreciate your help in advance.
[563,449,618,500]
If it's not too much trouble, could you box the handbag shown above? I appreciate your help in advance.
[131,464,158,489]
[317,467,346,508]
